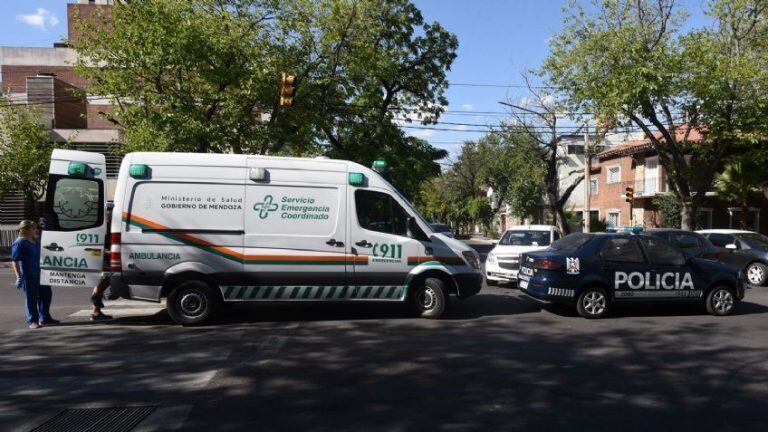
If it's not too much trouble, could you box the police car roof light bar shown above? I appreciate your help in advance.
[605,226,644,234]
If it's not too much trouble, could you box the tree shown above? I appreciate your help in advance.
[0,98,63,217]
[476,127,545,221]
[714,156,763,229]
[543,0,768,230]
[73,0,455,197]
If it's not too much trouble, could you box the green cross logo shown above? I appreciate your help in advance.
[253,195,278,219]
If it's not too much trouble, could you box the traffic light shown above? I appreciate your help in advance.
[625,186,634,203]
[279,73,295,107]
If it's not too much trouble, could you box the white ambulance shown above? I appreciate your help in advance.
[40,149,482,324]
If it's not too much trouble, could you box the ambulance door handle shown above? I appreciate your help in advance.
[356,240,372,248]
[44,243,63,252]
[326,239,344,247]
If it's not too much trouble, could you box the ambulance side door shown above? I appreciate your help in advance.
[40,150,108,288]
[348,187,418,295]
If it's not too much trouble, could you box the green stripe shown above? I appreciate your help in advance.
[374,286,384,298]
[362,286,372,298]
[339,286,349,298]
[302,287,312,299]
[315,286,325,299]
[290,287,300,299]
[275,286,285,299]
[262,286,273,299]
[236,287,246,299]
[223,286,235,298]
[328,286,337,299]
[250,286,261,299]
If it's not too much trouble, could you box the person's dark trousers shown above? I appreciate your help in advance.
[38,285,53,322]
[22,279,40,324]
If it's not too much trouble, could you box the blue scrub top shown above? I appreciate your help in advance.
[11,237,41,280]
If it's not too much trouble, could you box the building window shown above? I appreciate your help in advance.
[644,156,659,195]
[607,210,620,227]
[589,177,598,195]
[607,165,621,184]
[696,208,713,230]
[729,208,760,231]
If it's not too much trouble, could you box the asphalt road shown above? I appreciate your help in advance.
[1,242,768,431]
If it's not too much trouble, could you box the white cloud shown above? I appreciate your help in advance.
[16,8,59,31]
[461,103,474,111]
[407,129,435,139]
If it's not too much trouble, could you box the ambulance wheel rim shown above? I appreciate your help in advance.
[417,287,437,311]
[746,264,764,285]
[179,290,207,318]
[712,289,734,314]
[583,291,606,316]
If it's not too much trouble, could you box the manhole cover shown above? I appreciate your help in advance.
[31,406,157,432]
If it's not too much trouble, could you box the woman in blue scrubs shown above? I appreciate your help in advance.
[11,220,58,329]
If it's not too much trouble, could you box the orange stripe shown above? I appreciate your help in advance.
[124,211,364,263]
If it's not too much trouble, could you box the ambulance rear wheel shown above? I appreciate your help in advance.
[576,287,609,319]
[412,278,447,319]
[706,286,736,316]
[167,280,222,326]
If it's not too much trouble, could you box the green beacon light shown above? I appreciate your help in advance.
[348,172,365,186]
[129,164,150,179]
[67,162,90,177]
[372,159,388,173]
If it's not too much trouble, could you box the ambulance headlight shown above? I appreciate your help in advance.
[463,251,481,269]
[486,252,497,266]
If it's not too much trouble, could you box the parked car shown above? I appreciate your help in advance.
[697,229,768,286]
[485,225,560,286]
[645,228,720,260]
[429,223,455,238]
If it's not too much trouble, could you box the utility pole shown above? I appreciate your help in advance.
[583,121,591,233]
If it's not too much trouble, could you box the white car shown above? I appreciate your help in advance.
[485,225,560,286]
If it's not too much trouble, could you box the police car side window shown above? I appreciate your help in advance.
[671,233,701,249]
[640,238,686,266]
[355,190,408,236]
[600,238,645,263]
[708,234,734,248]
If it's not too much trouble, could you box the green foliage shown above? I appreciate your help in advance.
[543,0,768,229]
[73,0,455,196]
[0,98,65,215]
[714,156,763,229]
[653,194,682,229]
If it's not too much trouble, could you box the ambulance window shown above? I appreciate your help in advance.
[356,190,408,236]
[600,238,645,263]
[44,175,103,231]
[640,237,685,266]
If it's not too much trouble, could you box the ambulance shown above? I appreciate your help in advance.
[39,150,482,324]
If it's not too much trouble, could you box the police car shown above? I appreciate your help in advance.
[518,231,746,319]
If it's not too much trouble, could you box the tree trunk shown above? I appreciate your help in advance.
[741,195,750,230]
[679,201,693,230]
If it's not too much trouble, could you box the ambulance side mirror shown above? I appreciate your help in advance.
[725,243,738,250]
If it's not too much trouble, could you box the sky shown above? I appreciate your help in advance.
[0,0,711,161]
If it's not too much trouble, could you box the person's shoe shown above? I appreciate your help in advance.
[28,322,41,329]
[41,318,60,325]
[90,312,113,321]
[91,294,105,309]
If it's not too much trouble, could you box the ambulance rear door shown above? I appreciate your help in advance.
[40,149,108,288]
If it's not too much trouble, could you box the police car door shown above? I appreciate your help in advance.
[349,188,418,297]
[40,149,108,288]
[599,237,651,300]
[639,237,700,299]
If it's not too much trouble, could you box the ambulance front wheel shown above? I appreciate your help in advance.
[576,286,610,319]
[706,286,736,316]
[412,278,447,319]
[167,280,222,326]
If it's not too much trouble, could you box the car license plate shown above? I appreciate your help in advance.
[520,266,534,276]
[519,279,529,289]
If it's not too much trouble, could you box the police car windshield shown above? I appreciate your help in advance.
[738,233,768,249]
[499,230,551,246]
[550,233,591,251]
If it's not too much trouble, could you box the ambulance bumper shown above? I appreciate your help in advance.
[455,272,482,299]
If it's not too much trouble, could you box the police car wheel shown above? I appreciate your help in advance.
[412,278,447,319]
[576,287,609,319]
[167,280,222,326]
[706,287,736,316]
[745,263,768,286]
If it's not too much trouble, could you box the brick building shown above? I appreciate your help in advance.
[0,0,118,229]
[592,127,768,233]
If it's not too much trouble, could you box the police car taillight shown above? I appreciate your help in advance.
[110,232,122,272]
[533,258,562,270]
